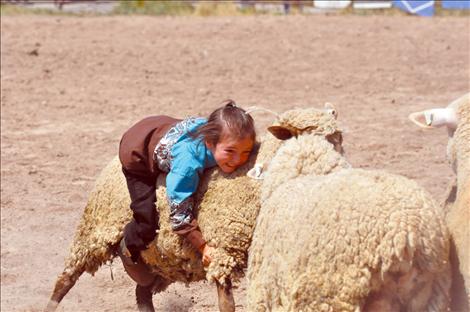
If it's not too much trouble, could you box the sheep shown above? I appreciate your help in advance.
[45,150,262,312]
[45,106,338,312]
[409,92,469,311]
[246,104,452,311]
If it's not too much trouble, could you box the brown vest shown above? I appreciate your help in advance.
[119,116,181,176]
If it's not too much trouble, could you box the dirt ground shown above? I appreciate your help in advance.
[1,14,469,312]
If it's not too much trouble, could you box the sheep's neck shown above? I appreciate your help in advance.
[307,146,351,175]
[287,134,351,178]
[275,134,347,179]
[260,134,350,202]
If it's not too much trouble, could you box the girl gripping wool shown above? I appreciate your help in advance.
[117,99,256,299]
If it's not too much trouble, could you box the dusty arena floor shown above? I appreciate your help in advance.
[1,14,469,311]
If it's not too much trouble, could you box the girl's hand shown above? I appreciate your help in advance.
[200,244,215,267]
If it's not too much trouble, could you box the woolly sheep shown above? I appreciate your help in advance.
[247,105,451,311]
[45,153,260,312]
[45,107,341,312]
[409,92,469,311]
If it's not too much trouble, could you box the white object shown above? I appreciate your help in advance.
[313,0,351,9]
[353,1,392,9]
[247,163,265,180]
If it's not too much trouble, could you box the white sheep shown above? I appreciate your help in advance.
[45,107,341,312]
[247,105,451,311]
[409,92,469,311]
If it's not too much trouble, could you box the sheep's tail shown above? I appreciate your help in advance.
[44,156,127,311]
[245,106,281,120]
[44,265,86,312]
[43,234,121,311]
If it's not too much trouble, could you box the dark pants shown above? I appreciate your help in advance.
[122,168,160,262]
[118,239,157,287]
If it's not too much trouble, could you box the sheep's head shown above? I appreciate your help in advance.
[267,103,344,154]
[409,92,469,173]
[247,103,345,180]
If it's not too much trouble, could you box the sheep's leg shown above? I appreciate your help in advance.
[216,278,235,312]
[450,238,469,311]
[44,266,85,312]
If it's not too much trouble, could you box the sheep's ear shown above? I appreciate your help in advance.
[326,131,344,154]
[324,102,338,119]
[408,108,457,129]
[268,126,294,140]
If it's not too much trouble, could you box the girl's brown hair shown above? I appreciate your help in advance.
[190,99,256,145]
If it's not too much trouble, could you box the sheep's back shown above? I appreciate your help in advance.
[248,169,449,311]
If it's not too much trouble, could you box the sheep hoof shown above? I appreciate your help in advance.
[216,279,235,312]
[136,284,155,312]
[44,300,59,312]
[45,267,85,312]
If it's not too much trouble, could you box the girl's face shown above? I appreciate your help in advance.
[206,134,254,173]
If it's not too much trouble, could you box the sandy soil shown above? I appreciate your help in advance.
[1,14,469,312]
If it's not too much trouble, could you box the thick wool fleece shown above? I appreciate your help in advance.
[64,152,261,285]
[260,135,350,202]
[248,135,451,312]
[273,108,341,138]
[64,156,132,277]
[445,93,470,307]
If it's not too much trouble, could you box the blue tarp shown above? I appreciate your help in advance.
[442,0,470,9]
[393,0,435,16]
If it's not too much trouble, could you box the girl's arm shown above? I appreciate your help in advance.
[166,167,208,252]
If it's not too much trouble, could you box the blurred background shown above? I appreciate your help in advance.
[1,0,470,16]
[1,1,469,311]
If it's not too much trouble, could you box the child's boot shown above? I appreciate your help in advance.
[135,283,155,312]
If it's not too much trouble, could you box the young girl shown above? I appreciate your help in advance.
[118,100,256,308]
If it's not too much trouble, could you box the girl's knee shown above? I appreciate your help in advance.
[118,240,156,287]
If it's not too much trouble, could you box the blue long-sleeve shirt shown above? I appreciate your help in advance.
[153,117,216,232]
